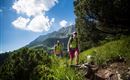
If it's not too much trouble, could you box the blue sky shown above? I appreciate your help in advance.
[0,0,75,53]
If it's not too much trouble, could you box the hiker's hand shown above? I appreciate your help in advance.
[67,49,69,52]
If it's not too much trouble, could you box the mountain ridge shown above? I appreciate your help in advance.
[26,25,75,49]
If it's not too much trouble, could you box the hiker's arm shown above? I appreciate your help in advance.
[61,44,63,53]
[54,45,56,54]
[78,38,80,52]
[67,37,71,52]
[61,43,63,51]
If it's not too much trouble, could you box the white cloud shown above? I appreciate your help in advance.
[12,0,58,32]
[0,50,3,53]
[0,9,3,12]
[12,15,55,32]
[12,0,58,17]
[59,20,68,27]
[27,15,55,32]
[12,16,30,30]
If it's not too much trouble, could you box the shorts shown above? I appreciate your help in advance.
[56,53,62,57]
[69,48,79,59]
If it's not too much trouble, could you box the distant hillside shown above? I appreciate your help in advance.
[43,37,69,49]
[26,25,75,49]
[0,53,9,66]
[29,37,69,50]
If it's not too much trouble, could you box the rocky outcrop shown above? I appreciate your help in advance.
[71,62,130,80]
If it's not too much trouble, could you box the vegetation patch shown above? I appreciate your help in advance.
[79,36,130,65]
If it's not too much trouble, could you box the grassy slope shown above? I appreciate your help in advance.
[25,36,130,80]
[49,36,130,79]
[49,55,83,80]
[79,36,130,65]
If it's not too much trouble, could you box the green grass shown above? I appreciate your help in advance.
[47,36,130,80]
[79,36,130,65]
[49,55,83,80]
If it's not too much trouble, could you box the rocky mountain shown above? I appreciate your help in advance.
[26,25,75,49]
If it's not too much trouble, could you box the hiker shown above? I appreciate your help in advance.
[54,40,63,57]
[67,32,79,65]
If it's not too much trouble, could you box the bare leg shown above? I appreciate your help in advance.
[69,52,73,65]
[70,58,73,65]
[75,51,79,65]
